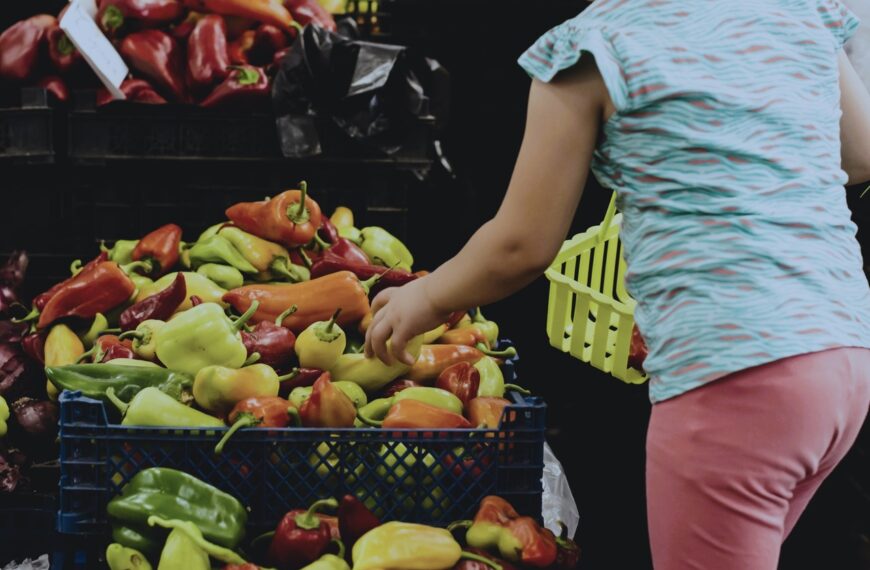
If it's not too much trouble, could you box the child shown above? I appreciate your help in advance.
[365,1,870,568]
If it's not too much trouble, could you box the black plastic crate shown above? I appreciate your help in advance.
[0,88,60,164]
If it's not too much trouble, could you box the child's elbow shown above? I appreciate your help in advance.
[500,238,558,277]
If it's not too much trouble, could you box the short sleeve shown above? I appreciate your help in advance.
[518,21,631,113]
[816,0,861,48]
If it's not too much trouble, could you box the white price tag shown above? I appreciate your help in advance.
[60,0,128,99]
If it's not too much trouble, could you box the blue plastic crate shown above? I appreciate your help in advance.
[57,358,544,539]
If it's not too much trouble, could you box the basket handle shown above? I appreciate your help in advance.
[596,191,618,244]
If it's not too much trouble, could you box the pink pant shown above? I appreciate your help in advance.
[646,347,870,570]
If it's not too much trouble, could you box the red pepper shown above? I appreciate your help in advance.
[101,343,136,362]
[317,217,340,244]
[132,223,183,275]
[0,15,56,83]
[337,494,380,552]
[310,253,416,292]
[380,399,472,430]
[249,23,288,66]
[189,295,204,306]
[224,565,260,570]
[36,75,69,104]
[380,378,421,398]
[321,238,370,267]
[554,523,581,569]
[452,548,520,570]
[187,14,231,95]
[224,15,258,40]
[271,46,291,71]
[282,508,339,540]
[277,367,322,398]
[628,324,647,372]
[97,0,184,37]
[183,0,297,33]
[200,64,270,110]
[33,252,109,311]
[298,372,356,428]
[47,26,82,76]
[78,334,135,364]
[435,362,480,406]
[465,397,509,429]
[241,306,297,371]
[267,498,339,569]
[215,395,299,454]
[289,247,321,268]
[37,263,136,329]
[119,273,186,331]
[170,11,202,40]
[96,78,168,106]
[119,30,187,102]
[21,332,46,365]
[284,0,336,31]
[227,30,256,64]
[225,183,323,247]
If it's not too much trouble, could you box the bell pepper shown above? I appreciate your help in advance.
[358,227,413,272]
[44,323,86,400]
[554,523,580,569]
[171,10,203,40]
[98,0,183,37]
[103,343,137,362]
[37,262,134,329]
[132,224,183,276]
[0,15,56,83]
[408,345,516,384]
[119,273,186,331]
[139,272,227,310]
[267,498,339,569]
[189,235,259,274]
[299,372,357,427]
[228,30,256,65]
[474,357,504,398]
[214,395,298,454]
[628,324,648,372]
[96,79,167,106]
[47,25,82,75]
[224,271,377,333]
[109,468,246,555]
[361,398,472,429]
[352,522,497,570]
[335,495,380,554]
[380,378,420,398]
[48,363,193,403]
[187,14,231,95]
[330,207,354,230]
[193,363,293,414]
[465,397,509,429]
[436,362,480,406]
[119,319,164,361]
[310,253,417,294]
[300,547,350,570]
[201,64,270,109]
[329,334,425,393]
[102,240,139,265]
[157,525,210,570]
[278,366,323,397]
[107,386,223,427]
[75,334,128,364]
[318,216,341,244]
[0,396,9,438]
[149,517,247,566]
[21,332,46,365]
[155,300,258,375]
[314,230,370,265]
[197,263,244,290]
[106,543,152,570]
[290,380,366,409]
[226,182,323,248]
[250,23,288,66]
[120,31,187,102]
[183,0,297,32]
[284,0,336,31]
[296,309,346,370]
[241,306,297,370]
[453,496,558,568]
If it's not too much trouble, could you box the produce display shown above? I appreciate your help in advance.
[99,466,579,569]
[0,0,339,106]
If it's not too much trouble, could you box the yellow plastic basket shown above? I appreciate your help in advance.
[544,192,648,384]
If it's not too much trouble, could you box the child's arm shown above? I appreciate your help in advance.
[365,57,609,365]
[840,51,870,185]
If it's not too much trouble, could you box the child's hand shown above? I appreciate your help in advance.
[365,277,448,366]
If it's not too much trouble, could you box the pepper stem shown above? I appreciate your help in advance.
[11,306,40,324]
[478,344,517,359]
[117,331,143,342]
[250,530,276,551]
[277,368,300,382]
[355,410,383,428]
[298,248,313,268]
[105,387,129,416]
[75,344,99,364]
[295,497,339,530]
[100,5,124,34]
[313,233,331,250]
[70,259,82,275]
[243,352,261,366]
[447,520,473,533]
[287,407,301,427]
[275,305,299,326]
[287,181,310,223]
[473,307,487,324]
[99,241,109,253]
[215,413,261,455]
[460,551,502,570]
[325,308,341,333]
[232,300,260,332]
[121,260,153,275]
[57,32,75,56]
[332,539,346,560]
[290,20,304,33]
[359,262,400,295]
[503,383,531,395]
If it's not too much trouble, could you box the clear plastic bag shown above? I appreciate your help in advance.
[2,555,49,570]
[542,441,580,538]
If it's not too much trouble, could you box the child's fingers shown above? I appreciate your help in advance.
[369,319,394,365]
[390,330,413,366]
[370,289,393,316]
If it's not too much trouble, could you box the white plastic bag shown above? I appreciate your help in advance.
[542,441,580,538]
[2,555,49,570]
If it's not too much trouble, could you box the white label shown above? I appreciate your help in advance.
[60,0,128,99]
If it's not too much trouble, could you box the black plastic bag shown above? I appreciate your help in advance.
[272,25,433,158]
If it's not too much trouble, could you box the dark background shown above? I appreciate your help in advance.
[2,1,869,568]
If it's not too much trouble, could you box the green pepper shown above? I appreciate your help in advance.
[80,313,110,348]
[108,468,247,551]
[354,387,462,426]
[474,356,505,398]
[197,222,226,242]
[338,226,362,245]
[139,272,227,311]
[155,301,258,376]
[112,525,161,557]
[109,359,162,368]
[45,363,194,404]
[106,543,152,570]
[196,263,244,290]
[359,227,413,271]
[148,517,247,566]
[300,540,351,570]
[290,380,368,410]
[188,235,258,274]
[103,239,139,265]
[119,320,165,361]
[107,386,224,428]
[472,308,499,346]
[157,527,210,570]
[0,396,8,438]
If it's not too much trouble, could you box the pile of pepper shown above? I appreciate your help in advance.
[0,0,339,106]
[103,468,580,570]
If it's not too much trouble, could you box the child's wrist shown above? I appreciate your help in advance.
[420,274,452,321]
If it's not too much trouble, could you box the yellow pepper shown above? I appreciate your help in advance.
[0,396,8,438]
[329,335,424,393]
[138,272,227,311]
[45,323,85,400]
[330,206,355,229]
[193,363,292,415]
[352,522,465,570]
[296,309,347,370]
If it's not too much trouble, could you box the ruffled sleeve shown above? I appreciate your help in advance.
[816,0,861,49]
[518,22,631,113]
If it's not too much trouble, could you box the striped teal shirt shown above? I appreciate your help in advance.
[520,0,870,402]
